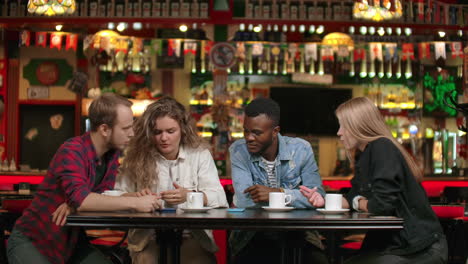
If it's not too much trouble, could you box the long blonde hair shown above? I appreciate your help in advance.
[335,97,422,182]
[120,96,204,189]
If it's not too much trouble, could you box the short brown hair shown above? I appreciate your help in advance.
[88,93,132,131]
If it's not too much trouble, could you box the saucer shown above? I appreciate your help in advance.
[179,207,213,213]
[262,206,294,212]
[102,190,124,196]
[317,208,350,214]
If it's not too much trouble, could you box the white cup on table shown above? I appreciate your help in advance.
[269,192,292,208]
[325,193,343,210]
[186,192,204,209]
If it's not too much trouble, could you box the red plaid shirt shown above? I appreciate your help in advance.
[14,132,121,264]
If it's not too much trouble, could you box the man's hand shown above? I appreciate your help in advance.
[51,202,75,226]
[160,183,191,205]
[133,195,162,212]
[244,185,280,203]
[299,186,325,208]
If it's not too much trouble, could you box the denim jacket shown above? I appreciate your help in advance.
[229,134,325,255]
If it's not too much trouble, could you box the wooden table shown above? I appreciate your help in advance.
[67,208,403,264]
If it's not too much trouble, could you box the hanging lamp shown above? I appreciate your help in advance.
[353,0,403,22]
[27,0,76,16]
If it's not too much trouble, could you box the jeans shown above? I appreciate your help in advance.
[345,235,448,264]
[7,228,113,264]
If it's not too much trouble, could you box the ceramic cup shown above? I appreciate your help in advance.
[269,192,292,208]
[102,190,124,197]
[186,192,204,209]
[325,193,343,210]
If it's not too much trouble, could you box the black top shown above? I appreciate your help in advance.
[345,137,443,255]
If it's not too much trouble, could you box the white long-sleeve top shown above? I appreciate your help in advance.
[115,146,228,253]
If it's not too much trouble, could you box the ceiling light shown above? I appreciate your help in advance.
[404,27,412,36]
[55,24,63,31]
[377,27,385,36]
[253,25,262,33]
[309,25,316,34]
[179,24,188,32]
[108,22,115,30]
[438,31,446,38]
[316,25,324,34]
[133,22,143,30]
[395,27,402,35]
[116,23,126,32]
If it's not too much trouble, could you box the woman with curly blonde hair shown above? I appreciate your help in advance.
[116,96,228,264]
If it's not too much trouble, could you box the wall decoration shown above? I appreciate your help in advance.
[27,86,49,99]
[36,61,59,85]
[20,105,75,170]
[23,59,73,86]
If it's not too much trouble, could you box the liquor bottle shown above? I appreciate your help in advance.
[1,159,8,171]
[9,158,16,172]
[181,0,190,17]
[99,0,107,16]
[191,0,199,17]
[107,0,115,17]
[152,0,160,17]
[199,0,208,18]
[133,0,141,17]
[89,0,98,17]
[115,0,125,17]
[142,0,151,17]
[170,0,179,17]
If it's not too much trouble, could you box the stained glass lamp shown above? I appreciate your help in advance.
[27,0,76,16]
[353,0,403,22]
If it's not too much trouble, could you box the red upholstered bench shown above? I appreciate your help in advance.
[431,205,465,218]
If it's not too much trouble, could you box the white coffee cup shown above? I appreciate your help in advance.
[186,192,204,209]
[102,190,124,197]
[269,192,292,208]
[325,193,343,210]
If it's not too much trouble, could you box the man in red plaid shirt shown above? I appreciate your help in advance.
[7,93,162,264]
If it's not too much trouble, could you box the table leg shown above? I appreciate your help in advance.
[326,230,337,264]
[281,232,304,264]
[157,230,168,264]
[0,216,6,264]
[171,230,182,264]
[157,229,183,264]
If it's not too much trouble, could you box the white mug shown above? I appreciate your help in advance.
[325,193,343,210]
[186,192,204,209]
[102,190,124,197]
[269,192,292,208]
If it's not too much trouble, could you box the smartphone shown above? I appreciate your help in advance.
[160,208,177,213]
[227,208,245,212]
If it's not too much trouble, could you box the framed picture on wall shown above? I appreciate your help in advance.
[19,104,75,171]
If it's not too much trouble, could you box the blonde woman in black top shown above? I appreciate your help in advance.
[301,97,447,264]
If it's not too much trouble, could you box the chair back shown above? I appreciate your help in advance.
[442,187,468,204]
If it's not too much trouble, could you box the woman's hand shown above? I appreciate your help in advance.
[136,188,156,197]
[299,186,325,208]
[160,183,191,205]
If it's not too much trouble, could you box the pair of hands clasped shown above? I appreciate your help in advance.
[244,184,325,208]
[136,182,193,207]
[51,182,193,227]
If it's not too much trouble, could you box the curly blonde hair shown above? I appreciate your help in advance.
[120,96,204,189]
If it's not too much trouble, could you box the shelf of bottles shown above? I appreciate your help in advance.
[1,0,210,19]
[236,0,468,26]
